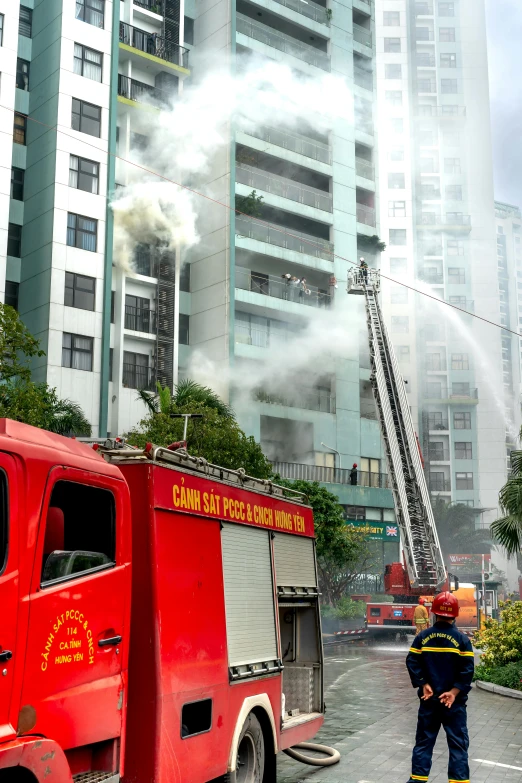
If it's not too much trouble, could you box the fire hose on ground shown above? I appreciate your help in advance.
[284,742,341,766]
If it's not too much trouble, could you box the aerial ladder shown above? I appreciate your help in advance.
[348,267,446,599]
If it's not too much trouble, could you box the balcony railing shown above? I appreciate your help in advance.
[415,29,435,41]
[355,157,375,180]
[426,419,449,431]
[236,267,331,309]
[354,65,373,91]
[423,385,478,401]
[416,54,436,66]
[415,2,434,14]
[124,305,155,334]
[133,0,162,11]
[420,246,443,257]
[244,125,331,165]
[356,203,376,226]
[123,362,155,390]
[416,80,437,94]
[117,73,168,106]
[429,477,451,492]
[272,462,389,488]
[271,0,329,25]
[418,269,443,284]
[353,24,372,47]
[236,163,333,212]
[119,22,189,68]
[236,14,331,71]
[235,215,334,261]
[421,188,442,199]
[415,105,466,118]
[256,389,335,413]
[428,448,450,462]
[235,324,298,347]
[419,214,471,227]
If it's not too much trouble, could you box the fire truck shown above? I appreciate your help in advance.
[0,420,324,783]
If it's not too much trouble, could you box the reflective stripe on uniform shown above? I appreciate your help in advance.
[411,776,429,781]
[448,779,470,782]
[409,647,473,656]
[409,647,422,654]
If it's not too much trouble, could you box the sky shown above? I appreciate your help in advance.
[485,0,522,208]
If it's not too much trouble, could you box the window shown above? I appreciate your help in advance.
[67,213,97,252]
[123,351,149,389]
[344,506,366,520]
[416,27,432,41]
[179,313,190,345]
[426,352,443,371]
[452,382,470,397]
[184,16,194,45]
[125,294,151,332]
[180,263,191,292]
[447,239,464,256]
[73,43,103,82]
[16,59,30,91]
[71,98,101,138]
[64,273,96,311]
[388,173,405,189]
[0,14,3,46]
[360,458,381,488]
[441,78,458,94]
[451,353,469,370]
[10,168,24,201]
[449,296,466,307]
[76,0,105,28]
[428,412,445,430]
[109,347,113,382]
[384,37,401,53]
[391,286,408,303]
[391,316,409,333]
[69,155,99,194]
[389,200,406,218]
[390,147,404,161]
[439,2,454,15]
[448,267,465,284]
[384,11,400,25]
[430,472,446,491]
[429,442,445,460]
[426,381,442,398]
[130,132,148,152]
[385,64,402,79]
[62,333,94,371]
[19,6,32,37]
[441,53,456,68]
[385,90,402,106]
[455,472,473,490]
[7,224,21,257]
[110,291,115,323]
[455,442,472,460]
[41,481,115,585]
[446,185,462,201]
[13,113,27,145]
[390,229,407,246]
[439,27,455,42]
[5,281,18,312]
[390,258,407,275]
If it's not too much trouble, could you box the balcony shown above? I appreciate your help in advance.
[418,214,471,230]
[236,267,331,309]
[415,2,434,14]
[426,419,449,431]
[236,14,330,71]
[236,163,332,212]
[133,0,162,10]
[416,54,436,67]
[418,269,443,285]
[243,125,331,165]
[353,24,372,48]
[119,22,189,68]
[415,29,435,41]
[356,203,376,226]
[423,385,478,403]
[235,324,298,347]
[272,462,389,487]
[270,0,329,25]
[416,80,437,94]
[122,362,155,390]
[257,388,335,413]
[355,157,375,181]
[354,65,373,91]
[429,477,451,493]
[428,448,450,462]
[414,105,466,118]
[124,305,155,334]
[117,74,168,106]
[235,215,334,261]
[420,188,442,199]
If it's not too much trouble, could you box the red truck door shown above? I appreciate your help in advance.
[0,455,18,741]
[20,468,131,756]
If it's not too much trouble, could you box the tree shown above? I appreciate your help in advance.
[0,302,45,381]
[235,190,264,218]
[276,479,374,605]
[432,497,491,557]
[0,380,91,436]
[491,446,522,554]
[126,400,272,478]
[474,601,522,667]
[138,379,233,419]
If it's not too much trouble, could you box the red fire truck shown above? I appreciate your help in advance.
[0,419,324,783]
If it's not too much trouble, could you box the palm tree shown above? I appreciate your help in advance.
[137,379,234,419]
[46,395,92,437]
[491,448,522,554]
[432,497,491,557]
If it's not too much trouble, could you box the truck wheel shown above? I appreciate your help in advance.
[231,712,265,783]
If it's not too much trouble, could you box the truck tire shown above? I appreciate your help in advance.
[227,712,265,783]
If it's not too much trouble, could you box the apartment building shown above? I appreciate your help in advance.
[376,0,516,584]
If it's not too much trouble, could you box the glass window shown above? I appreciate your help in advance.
[184,16,194,45]
[67,213,98,252]
[426,352,443,371]
[384,37,401,53]
[441,53,456,68]
[41,481,115,585]
[124,294,151,332]
[439,27,455,42]
[455,442,472,460]
[179,313,190,345]
[429,472,446,491]
[64,273,96,311]
[10,168,24,201]
[180,263,191,292]
[447,239,464,256]
[391,285,408,303]
[122,351,150,389]
[416,27,432,41]
[389,200,406,217]
[385,90,402,106]
[390,258,407,275]
[69,155,99,194]
[455,472,473,490]
[441,78,458,94]
[0,14,4,46]
[452,382,470,396]
[16,59,30,90]
[439,2,455,15]
[388,173,405,189]
[19,6,32,37]
[76,0,105,28]
[451,353,469,370]
[385,64,402,79]
[62,333,94,371]
[398,345,410,362]
[428,412,445,430]
[7,224,21,257]
[390,229,407,245]
[13,113,27,145]
[391,316,409,332]
[73,43,103,82]
[71,99,101,138]
[384,11,400,25]
[448,267,465,284]
[446,185,462,200]
[5,281,19,311]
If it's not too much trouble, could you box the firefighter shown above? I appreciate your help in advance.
[406,592,474,783]
[359,257,368,283]
[350,463,358,485]
[413,597,429,635]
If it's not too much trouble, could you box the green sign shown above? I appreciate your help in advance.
[346,519,399,541]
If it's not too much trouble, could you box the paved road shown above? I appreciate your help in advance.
[277,639,522,783]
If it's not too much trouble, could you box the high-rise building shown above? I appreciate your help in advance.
[376,0,516,584]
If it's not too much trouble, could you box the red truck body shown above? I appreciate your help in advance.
[0,420,324,782]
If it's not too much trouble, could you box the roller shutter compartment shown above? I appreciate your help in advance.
[273,532,317,591]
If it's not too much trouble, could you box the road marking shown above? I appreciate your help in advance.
[474,759,522,771]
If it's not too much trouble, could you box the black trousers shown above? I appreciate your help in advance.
[409,697,469,783]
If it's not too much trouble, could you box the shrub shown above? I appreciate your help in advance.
[473,600,522,666]
[474,661,522,692]
[320,597,366,620]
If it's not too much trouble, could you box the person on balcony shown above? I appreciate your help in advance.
[350,463,358,485]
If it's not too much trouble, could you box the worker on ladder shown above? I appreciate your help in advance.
[359,257,368,283]
[406,592,474,783]
[413,597,430,635]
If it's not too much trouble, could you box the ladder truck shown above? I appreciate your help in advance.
[348,267,448,634]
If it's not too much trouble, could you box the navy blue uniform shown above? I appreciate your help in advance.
[406,620,474,783]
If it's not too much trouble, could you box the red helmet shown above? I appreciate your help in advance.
[353,463,358,468]
[432,591,459,618]
[418,597,426,605]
